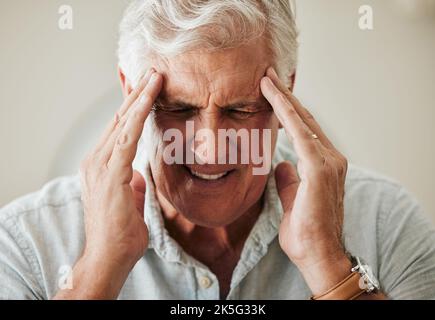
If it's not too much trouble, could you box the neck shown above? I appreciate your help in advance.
[156,191,263,264]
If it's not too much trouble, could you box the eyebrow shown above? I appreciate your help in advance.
[154,95,270,110]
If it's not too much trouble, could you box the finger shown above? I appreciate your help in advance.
[94,68,156,152]
[261,76,323,165]
[99,70,159,164]
[288,94,335,150]
[118,68,157,117]
[108,73,163,182]
[266,67,334,149]
[275,161,300,214]
[131,170,146,217]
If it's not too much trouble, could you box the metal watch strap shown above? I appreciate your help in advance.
[311,271,365,300]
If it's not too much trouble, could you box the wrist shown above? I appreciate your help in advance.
[295,251,353,297]
[53,251,134,300]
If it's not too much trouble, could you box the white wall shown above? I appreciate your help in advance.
[1,0,434,223]
[295,0,435,224]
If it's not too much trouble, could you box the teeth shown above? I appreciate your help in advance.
[190,170,228,180]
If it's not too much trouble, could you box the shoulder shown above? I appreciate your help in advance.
[0,174,85,257]
[1,174,82,215]
[345,164,404,211]
[0,174,83,223]
[0,175,85,249]
[0,174,85,263]
[274,135,427,234]
[0,175,85,252]
[0,175,86,298]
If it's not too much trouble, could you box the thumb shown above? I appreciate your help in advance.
[130,170,146,217]
[275,161,299,213]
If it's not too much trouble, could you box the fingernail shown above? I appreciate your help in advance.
[139,68,155,83]
[149,73,159,84]
[262,76,274,88]
[142,68,153,80]
[270,67,278,79]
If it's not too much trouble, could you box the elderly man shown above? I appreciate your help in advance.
[1,0,435,300]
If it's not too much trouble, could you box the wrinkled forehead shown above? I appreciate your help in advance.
[151,40,272,107]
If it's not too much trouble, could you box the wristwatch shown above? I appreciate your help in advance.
[351,256,380,293]
[311,256,380,300]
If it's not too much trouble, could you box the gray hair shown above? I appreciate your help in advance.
[118,0,298,87]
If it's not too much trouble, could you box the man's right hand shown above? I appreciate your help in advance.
[54,68,163,300]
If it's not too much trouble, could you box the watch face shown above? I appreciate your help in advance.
[364,266,380,289]
[356,257,380,290]
[356,257,379,291]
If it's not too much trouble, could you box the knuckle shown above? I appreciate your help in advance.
[304,138,318,154]
[109,164,133,180]
[321,155,328,166]
[139,94,152,106]
[114,112,120,124]
[110,114,121,131]
[287,107,298,117]
[342,155,348,167]
[335,154,348,176]
[274,93,287,106]
[304,128,314,139]
[298,129,319,148]
[132,107,143,120]
[116,132,131,148]
[342,157,348,171]
[302,107,315,121]
[132,86,142,97]
[117,112,128,127]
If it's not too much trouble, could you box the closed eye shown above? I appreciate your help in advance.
[230,109,253,114]
[153,103,197,116]
[226,108,261,119]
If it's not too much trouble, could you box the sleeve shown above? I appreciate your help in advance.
[0,213,45,300]
[378,186,435,299]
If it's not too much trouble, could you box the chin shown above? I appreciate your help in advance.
[175,200,243,228]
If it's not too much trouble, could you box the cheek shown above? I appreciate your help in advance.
[231,169,268,216]
[146,116,176,188]
[241,112,279,164]
[246,174,269,197]
[148,112,187,153]
[147,114,189,198]
[230,111,279,132]
[152,111,187,130]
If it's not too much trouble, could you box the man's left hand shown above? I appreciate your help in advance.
[261,67,352,296]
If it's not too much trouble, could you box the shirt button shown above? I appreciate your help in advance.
[199,276,212,289]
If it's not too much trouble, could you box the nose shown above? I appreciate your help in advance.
[188,108,228,165]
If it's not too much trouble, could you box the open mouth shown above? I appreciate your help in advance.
[189,168,231,181]
[184,165,234,182]
[182,165,237,193]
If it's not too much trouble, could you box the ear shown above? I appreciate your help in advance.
[118,66,134,98]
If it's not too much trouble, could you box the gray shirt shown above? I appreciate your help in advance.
[1,138,435,300]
